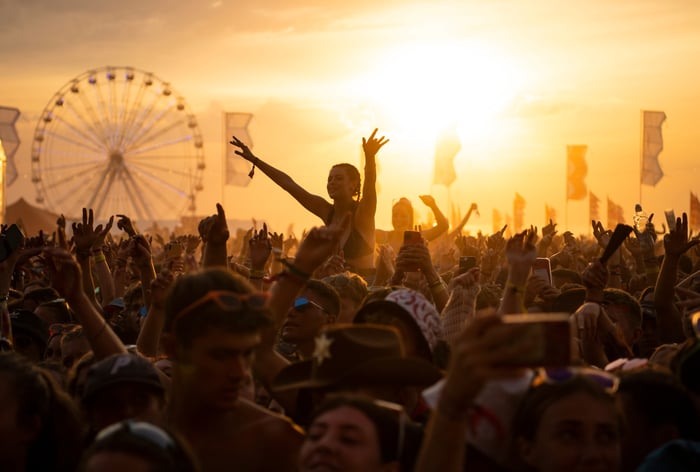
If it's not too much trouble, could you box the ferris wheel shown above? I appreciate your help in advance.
[31,66,205,222]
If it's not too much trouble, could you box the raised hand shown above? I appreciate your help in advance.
[419,194,437,207]
[150,268,175,310]
[361,128,389,158]
[249,224,272,270]
[199,203,230,245]
[127,234,153,270]
[504,230,537,270]
[42,247,83,303]
[72,208,114,255]
[116,214,137,237]
[592,220,611,249]
[229,136,257,163]
[294,213,351,275]
[664,212,700,258]
[487,225,508,252]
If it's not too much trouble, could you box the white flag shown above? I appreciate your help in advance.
[0,107,20,186]
[224,112,254,186]
[641,111,666,186]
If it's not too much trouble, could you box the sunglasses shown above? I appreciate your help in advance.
[96,420,177,451]
[294,297,327,313]
[174,290,269,322]
[532,367,619,394]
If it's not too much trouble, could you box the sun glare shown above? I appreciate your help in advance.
[343,39,527,175]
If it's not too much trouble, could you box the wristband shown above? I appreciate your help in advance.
[93,254,106,264]
[428,278,444,289]
[249,269,266,280]
[279,259,312,281]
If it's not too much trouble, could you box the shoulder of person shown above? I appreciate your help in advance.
[239,398,304,438]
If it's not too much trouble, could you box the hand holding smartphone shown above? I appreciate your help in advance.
[501,313,573,367]
[532,257,552,285]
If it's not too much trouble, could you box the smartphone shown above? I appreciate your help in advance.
[501,313,573,367]
[458,256,477,274]
[0,224,25,262]
[402,231,423,272]
[403,230,424,246]
[532,257,552,286]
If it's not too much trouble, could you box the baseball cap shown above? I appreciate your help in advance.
[83,353,164,403]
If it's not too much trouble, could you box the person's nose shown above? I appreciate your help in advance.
[228,356,248,381]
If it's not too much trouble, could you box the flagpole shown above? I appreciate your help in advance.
[221,111,226,208]
[639,110,643,205]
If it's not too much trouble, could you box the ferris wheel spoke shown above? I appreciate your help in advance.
[130,170,182,216]
[62,101,109,147]
[47,130,106,155]
[117,79,149,150]
[89,83,112,148]
[53,114,107,151]
[76,89,111,146]
[43,162,105,191]
[42,159,104,172]
[121,92,165,152]
[124,114,181,152]
[122,167,156,221]
[53,171,101,209]
[122,102,177,149]
[93,168,118,217]
[127,164,187,198]
[86,165,114,210]
[126,135,191,156]
[127,161,195,178]
[128,154,197,161]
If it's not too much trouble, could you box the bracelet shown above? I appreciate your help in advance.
[93,254,106,264]
[428,278,443,289]
[272,248,283,255]
[279,259,312,281]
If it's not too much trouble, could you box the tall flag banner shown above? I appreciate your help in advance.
[492,209,503,234]
[607,197,625,228]
[589,192,600,222]
[224,112,254,186]
[545,204,557,225]
[691,192,700,231]
[641,111,666,186]
[0,107,20,186]
[514,193,526,233]
[433,125,460,187]
[566,145,588,200]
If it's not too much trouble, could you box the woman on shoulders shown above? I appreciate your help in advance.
[230,129,388,275]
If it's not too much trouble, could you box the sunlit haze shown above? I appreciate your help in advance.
[2,0,699,235]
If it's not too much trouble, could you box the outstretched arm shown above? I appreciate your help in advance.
[446,203,478,239]
[354,129,387,233]
[418,195,449,242]
[230,137,331,220]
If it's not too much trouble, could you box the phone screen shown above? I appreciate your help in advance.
[532,257,552,285]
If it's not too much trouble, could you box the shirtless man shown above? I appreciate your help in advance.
[163,268,303,471]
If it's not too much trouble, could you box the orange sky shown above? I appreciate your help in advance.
[2,0,700,235]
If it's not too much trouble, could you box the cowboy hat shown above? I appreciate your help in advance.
[272,324,442,391]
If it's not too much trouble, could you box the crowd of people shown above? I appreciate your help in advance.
[2,128,700,471]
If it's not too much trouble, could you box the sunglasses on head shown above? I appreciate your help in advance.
[294,297,327,313]
[532,367,619,394]
[96,420,177,451]
[49,323,80,337]
[174,290,269,322]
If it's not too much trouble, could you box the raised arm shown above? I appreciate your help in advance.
[354,129,387,232]
[446,203,478,239]
[418,195,449,242]
[230,137,331,220]
[655,212,699,342]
